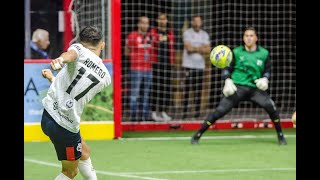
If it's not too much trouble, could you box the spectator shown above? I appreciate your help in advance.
[150,13,175,121]
[30,29,50,59]
[182,15,211,119]
[125,16,154,121]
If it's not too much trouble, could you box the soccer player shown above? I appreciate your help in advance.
[41,26,111,180]
[191,27,287,145]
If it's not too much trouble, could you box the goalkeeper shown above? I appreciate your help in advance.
[191,27,287,145]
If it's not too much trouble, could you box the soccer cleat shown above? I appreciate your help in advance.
[277,136,287,145]
[191,134,201,145]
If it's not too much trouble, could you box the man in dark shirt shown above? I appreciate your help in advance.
[150,13,175,121]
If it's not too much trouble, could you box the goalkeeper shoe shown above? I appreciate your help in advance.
[277,135,287,145]
[191,134,201,145]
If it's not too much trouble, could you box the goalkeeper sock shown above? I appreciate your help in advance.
[78,157,97,180]
[194,112,218,138]
[55,173,72,180]
[271,118,284,137]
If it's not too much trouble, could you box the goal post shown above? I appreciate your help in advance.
[64,0,122,138]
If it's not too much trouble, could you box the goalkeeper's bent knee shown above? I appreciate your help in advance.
[206,110,224,124]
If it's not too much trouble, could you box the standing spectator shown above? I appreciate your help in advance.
[125,16,154,121]
[30,29,50,59]
[150,13,175,121]
[182,15,211,119]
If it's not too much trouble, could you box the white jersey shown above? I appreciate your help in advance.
[42,43,112,133]
[182,28,211,70]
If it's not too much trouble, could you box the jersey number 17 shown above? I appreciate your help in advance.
[66,67,99,101]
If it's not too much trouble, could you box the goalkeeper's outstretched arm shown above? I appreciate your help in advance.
[222,52,236,80]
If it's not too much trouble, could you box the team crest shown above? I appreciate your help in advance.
[66,99,74,108]
[76,143,82,152]
[257,59,263,66]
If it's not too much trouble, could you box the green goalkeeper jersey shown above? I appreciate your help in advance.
[229,45,270,88]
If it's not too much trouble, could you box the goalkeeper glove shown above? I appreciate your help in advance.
[223,78,237,97]
[254,77,269,91]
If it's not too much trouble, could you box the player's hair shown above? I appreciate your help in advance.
[192,15,203,21]
[244,27,258,36]
[79,26,102,46]
[32,29,49,42]
[138,16,149,23]
[158,13,167,19]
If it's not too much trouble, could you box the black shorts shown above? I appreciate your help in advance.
[41,109,82,161]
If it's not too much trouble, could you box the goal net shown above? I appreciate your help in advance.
[69,0,110,59]
[121,0,296,122]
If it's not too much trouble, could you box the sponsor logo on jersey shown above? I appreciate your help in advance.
[58,111,73,123]
[53,102,58,110]
[66,99,74,108]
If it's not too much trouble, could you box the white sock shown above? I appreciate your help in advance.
[78,157,97,180]
[55,173,72,180]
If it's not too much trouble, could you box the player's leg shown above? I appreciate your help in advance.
[78,139,97,180]
[129,70,142,121]
[162,64,172,120]
[41,109,82,179]
[191,85,248,144]
[182,68,192,119]
[194,69,204,118]
[55,160,80,180]
[151,63,160,120]
[141,70,152,120]
[250,89,287,145]
[157,63,166,120]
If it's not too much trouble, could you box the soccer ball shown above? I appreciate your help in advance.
[210,45,233,69]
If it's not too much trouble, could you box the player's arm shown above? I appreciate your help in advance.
[124,47,130,57]
[42,69,55,83]
[199,43,211,55]
[184,41,201,54]
[262,55,271,79]
[183,31,200,54]
[199,33,211,55]
[222,51,236,80]
[50,49,78,71]
[124,34,133,57]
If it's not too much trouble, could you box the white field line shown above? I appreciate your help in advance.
[119,167,296,175]
[120,134,296,141]
[24,158,295,179]
[24,158,167,180]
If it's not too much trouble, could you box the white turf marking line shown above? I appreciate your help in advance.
[24,158,295,178]
[24,158,167,180]
[121,134,296,141]
[119,168,296,175]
